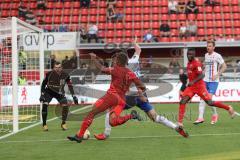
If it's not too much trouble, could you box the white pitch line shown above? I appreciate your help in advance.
[0,105,92,140]
[1,132,240,144]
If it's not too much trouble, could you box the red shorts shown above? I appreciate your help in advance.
[94,93,125,116]
[182,84,211,101]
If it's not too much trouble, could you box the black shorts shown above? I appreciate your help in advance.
[43,89,68,105]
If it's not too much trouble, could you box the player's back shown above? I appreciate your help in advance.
[107,66,138,96]
[187,59,205,86]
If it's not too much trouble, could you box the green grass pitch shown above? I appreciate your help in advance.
[0,103,240,160]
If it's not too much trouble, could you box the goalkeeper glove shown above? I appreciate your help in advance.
[39,92,45,102]
[73,96,78,105]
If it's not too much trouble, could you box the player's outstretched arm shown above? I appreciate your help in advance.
[89,53,111,74]
[133,36,141,56]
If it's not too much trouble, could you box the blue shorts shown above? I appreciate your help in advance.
[124,95,153,113]
[205,81,219,94]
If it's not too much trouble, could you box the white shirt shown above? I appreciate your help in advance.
[204,52,224,82]
[88,25,98,34]
[128,53,141,77]
[168,1,178,11]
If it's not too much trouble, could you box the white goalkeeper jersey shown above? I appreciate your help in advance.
[204,52,224,82]
[127,53,141,78]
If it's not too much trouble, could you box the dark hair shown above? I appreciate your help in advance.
[54,61,61,66]
[207,40,215,46]
[116,52,128,66]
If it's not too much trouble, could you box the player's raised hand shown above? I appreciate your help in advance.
[133,36,138,44]
[89,53,97,59]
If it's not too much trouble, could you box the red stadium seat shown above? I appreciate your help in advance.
[45,16,52,24]
[232,0,239,5]
[80,16,88,23]
[233,13,240,20]
[11,3,18,9]
[99,8,105,15]
[152,30,159,36]
[198,28,205,36]
[215,20,223,28]
[89,16,97,22]
[143,0,150,6]
[116,30,123,37]
[125,30,132,38]
[54,16,61,24]
[116,23,123,29]
[134,22,141,29]
[152,22,159,29]
[63,9,71,16]
[232,6,239,13]
[106,30,114,38]
[47,2,53,9]
[205,6,213,13]
[80,8,88,15]
[143,14,150,21]
[71,16,79,23]
[170,21,178,29]
[197,21,204,28]
[161,14,168,21]
[73,2,80,8]
[206,21,214,28]
[99,15,106,22]
[224,21,232,27]
[234,21,240,27]
[223,6,230,13]
[215,28,223,35]
[161,0,168,7]
[152,0,159,6]
[170,14,177,21]
[152,14,159,21]
[126,1,132,7]
[90,8,97,15]
[56,2,63,9]
[225,28,232,35]
[143,7,151,14]
[213,6,221,13]
[207,28,214,35]
[223,13,231,20]
[72,9,79,15]
[171,29,178,36]
[125,8,132,14]
[161,7,168,14]
[106,23,114,30]
[171,37,179,42]
[179,14,186,21]
[134,0,141,7]
[116,1,124,8]
[125,15,133,22]
[125,22,132,29]
[134,30,142,37]
[152,7,159,14]
[234,28,240,35]
[64,2,71,8]
[206,13,213,20]
[134,15,141,21]
[63,16,70,24]
[188,14,195,20]
[222,0,229,6]
[188,36,197,42]
[160,37,169,42]
[197,14,204,20]
[143,22,150,29]
[46,9,53,16]
[214,13,222,20]
[135,7,141,14]
[54,9,62,16]
[97,23,105,30]
[196,0,204,5]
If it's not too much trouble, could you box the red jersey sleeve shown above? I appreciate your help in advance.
[101,67,113,75]
[194,60,203,75]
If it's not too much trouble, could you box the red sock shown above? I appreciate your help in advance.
[110,114,132,127]
[213,101,230,110]
[178,104,186,123]
[77,113,94,138]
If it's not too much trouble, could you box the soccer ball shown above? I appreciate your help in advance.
[83,129,90,140]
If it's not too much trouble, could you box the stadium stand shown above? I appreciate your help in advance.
[0,0,239,43]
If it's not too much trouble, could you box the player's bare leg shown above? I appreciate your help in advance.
[178,96,191,127]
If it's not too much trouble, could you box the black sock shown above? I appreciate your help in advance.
[42,104,48,126]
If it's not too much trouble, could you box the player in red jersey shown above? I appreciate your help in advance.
[178,49,237,126]
[67,52,146,143]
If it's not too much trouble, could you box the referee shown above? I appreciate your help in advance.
[39,62,78,131]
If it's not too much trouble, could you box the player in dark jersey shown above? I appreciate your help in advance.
[67,52,145,143]
[178,49,237,126]
[40,62,78,131]
[179,68,188,96]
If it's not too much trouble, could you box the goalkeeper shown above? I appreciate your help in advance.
[39,62,78,131]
